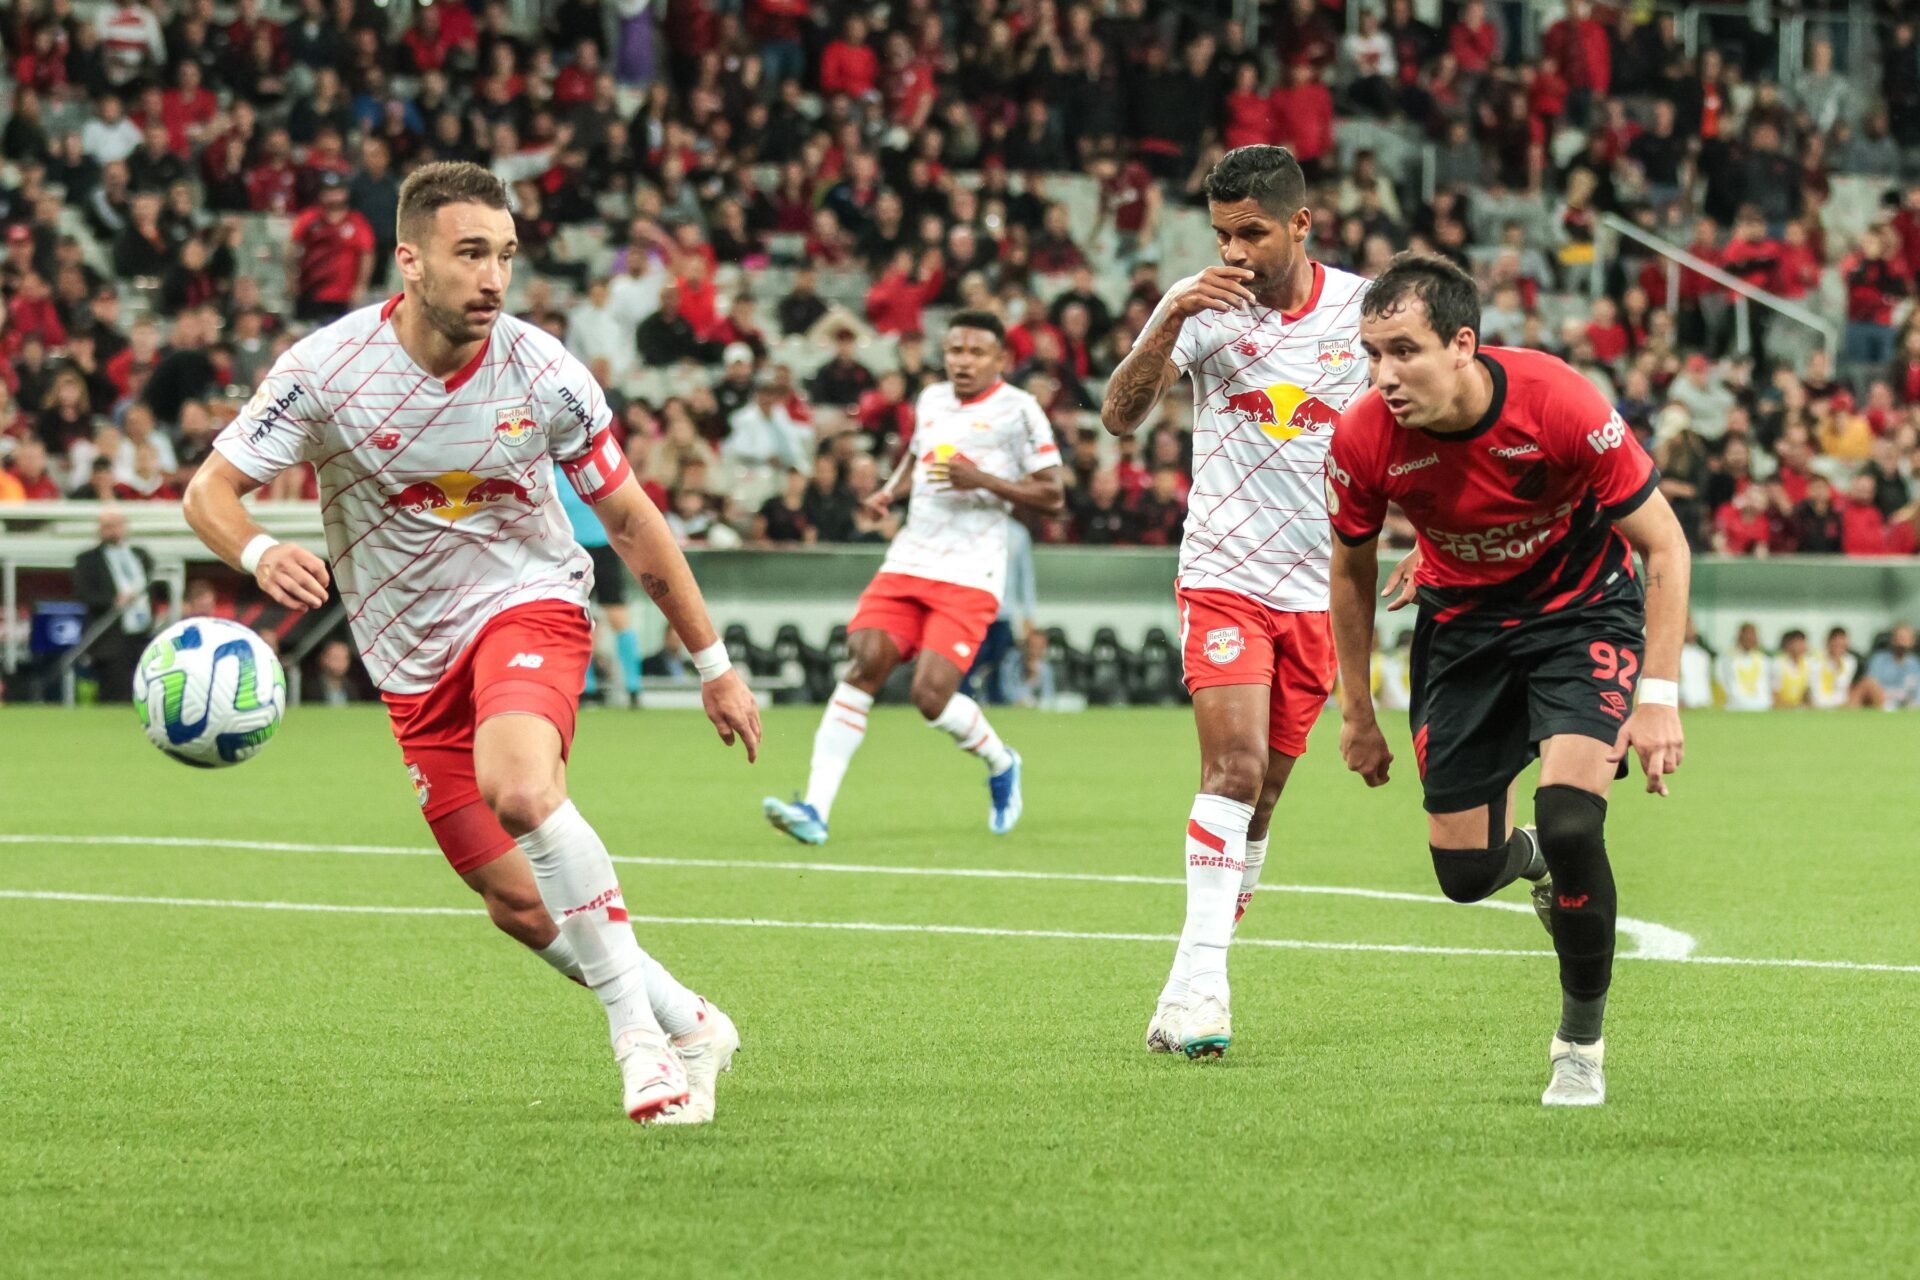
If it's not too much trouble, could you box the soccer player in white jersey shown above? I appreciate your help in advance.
[1101,146,1412,1059]
[182,162,762,1126]
[763,311,1064,844]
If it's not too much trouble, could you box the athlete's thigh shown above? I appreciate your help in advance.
[1526,619,1641,795]
[473,709,567,798]
[1192,683,1273,768]
[845,626,905,689]
[1409,611,1533,817]
[848,573,931,663]
[1426,777,1522,848]
[918,582,999,673]
[1267,610,1336,759]
[1537,734,1618,798]
[469,600,594,759]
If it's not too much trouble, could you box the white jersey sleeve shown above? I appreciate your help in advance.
[532,349,629,503]
[212,348,329,482]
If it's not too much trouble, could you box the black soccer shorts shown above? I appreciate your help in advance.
[1407,595,1643,815]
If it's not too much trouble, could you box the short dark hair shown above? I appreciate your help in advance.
[1204,145,1307,218]
[946,309,1006,345]
[1361,253,1482,349]
[397,161,510,243]
[1781,629,1807,646]
[1827,626,1849,643]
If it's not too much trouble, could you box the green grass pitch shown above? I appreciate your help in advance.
[3,705,1918,1277]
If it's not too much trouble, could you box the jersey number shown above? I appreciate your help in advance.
[1588,641,1639,689]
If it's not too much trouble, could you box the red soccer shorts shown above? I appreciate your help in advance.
[381,599,593,875]
[848,571,1000,668]
[1178,584,1336,757]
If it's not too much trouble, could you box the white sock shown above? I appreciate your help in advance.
[515,800,663,1044]
[1179,793,1253,1005]
[929,692,1014,773]
[1162,832,1268,1009]
[805,682,872,820]
[641,956,706,1037]
[1234,836,1270,931]
[535,932,584,983]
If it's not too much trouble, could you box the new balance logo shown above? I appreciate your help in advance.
[1558,893,1590,909]
[507,653,545,669]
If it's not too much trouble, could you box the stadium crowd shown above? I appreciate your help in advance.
[0,0,1919,562]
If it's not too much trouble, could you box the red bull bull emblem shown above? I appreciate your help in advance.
[1204,626,1244,665]
[496,405,539,446]
[383,471,534,522]
[1316,340,1357,374]
[1220,383,1338,443]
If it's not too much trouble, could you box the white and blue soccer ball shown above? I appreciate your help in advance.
[134,618,287,768]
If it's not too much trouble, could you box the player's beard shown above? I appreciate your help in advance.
[418,268,496,346]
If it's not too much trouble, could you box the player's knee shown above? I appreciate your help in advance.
[1429,845,1509,903]
[480,777,564,837]
[1534,784,1608,874]
[1200,748,1265,805]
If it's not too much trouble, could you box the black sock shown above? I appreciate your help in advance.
[1534,785,1617,1044]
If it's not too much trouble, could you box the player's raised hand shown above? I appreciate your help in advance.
[1340,715,1394,787]
[1381,546,1422,611]
[255,543,331,612]
[1608,704,1684,796]
[1168,266,1258,317]
[860,487,896,520]
[703,670,762,764]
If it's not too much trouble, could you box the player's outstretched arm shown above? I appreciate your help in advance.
[594,477,762,763]
[1099,267,1255,436]
[930,461,1065,515]
[1611,490,1691,795]
[1331,535,1393,787]
[182,455,332,611]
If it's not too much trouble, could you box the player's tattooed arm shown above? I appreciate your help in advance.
[640,573,669,601]
[1101,267,1257,435]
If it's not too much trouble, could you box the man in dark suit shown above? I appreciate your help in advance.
[73,508,156,702]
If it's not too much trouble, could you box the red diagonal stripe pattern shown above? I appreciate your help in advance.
[1186,819,1227,854]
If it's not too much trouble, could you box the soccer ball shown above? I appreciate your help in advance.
[134,618,287,768]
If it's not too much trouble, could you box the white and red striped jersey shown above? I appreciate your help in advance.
[212,297,631,694]
[879,379,1058,600]
[1170,261,1370,612]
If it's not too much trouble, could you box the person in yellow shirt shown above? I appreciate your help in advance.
[1771,628,1811,708]
[1718,622,1773,711]
[1810,625,1859,709]
[1814,391,1874,463]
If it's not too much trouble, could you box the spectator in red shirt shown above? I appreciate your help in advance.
[819,14,879,99]
[1447,0,1501,77]
[161,62,218,156]
[1773,219,1822,301]
[1843,473,1920,555]
[245,126,298,214]
[401,2,455,74]
[1090,149,1164,263]
[1268,60,1335,178]
[1129,466,1188,546]
[673,252,721,338]
[1713,483,1778,556]
[1029,203,1087,275]
[1891,328,1920,406]
[854,370,914,446]
[1222,63,1273,152]
[554,39,599,105]
[1584,296,1628,366]
[864,248,944,337]
[7,269,66,348]
[881,31,936,131]
[1842,227,1909,366]
[288,172,374,323]
[2,437,63,500]
[804,207,853,267]
[1544,0,1609,127]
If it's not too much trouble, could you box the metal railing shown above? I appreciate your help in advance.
[1593,213,1840,363]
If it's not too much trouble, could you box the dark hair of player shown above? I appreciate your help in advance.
[1827,626,1849,644]
[1781,628,1807,646]
[1203,145,1307,218]
[1361,252,1482,352]
[397,162,511,243]
[947,309,1006,346]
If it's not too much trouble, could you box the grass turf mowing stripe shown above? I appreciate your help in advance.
[0,831,1697,958]
[8,888,1920,974]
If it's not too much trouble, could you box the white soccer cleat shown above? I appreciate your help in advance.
[1145,1003,1187,1054]
[1541,1036,1606,1107]
[614,1026,690,1124]
[656,1000,741,1127]
[1179,994,1232,1059]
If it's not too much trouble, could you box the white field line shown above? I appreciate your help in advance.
[0,832,1696,960]
[1,888,1917,975]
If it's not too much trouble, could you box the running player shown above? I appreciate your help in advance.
[762,311,1063,844]
[1101,145,1404,1059]
[182,162,762,1126]
[1327,254,1690,1107]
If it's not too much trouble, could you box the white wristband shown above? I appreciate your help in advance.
[239,534,279,576]
[690,640,732,683]
[1638,678,1679,708]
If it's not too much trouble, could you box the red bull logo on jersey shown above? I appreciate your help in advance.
[383,471,535,522]
[1220,383,1338,444]
[495,406,540,447]
[1316,340,1357,374]
[1204,626,1245,665]
[922,442,978,467]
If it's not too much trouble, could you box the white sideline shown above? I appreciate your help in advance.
[0,831,1696,960]
[1,887,1918,975]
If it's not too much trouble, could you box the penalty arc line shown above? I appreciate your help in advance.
[1,889,1919,975]
[0,831,1694,961]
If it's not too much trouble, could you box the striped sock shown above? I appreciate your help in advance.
[1180,793,1254,1005]
[804,682,872,821]
[929,692,1014,773]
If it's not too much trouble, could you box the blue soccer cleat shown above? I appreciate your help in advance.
[987,749,1023,835]
[763,796,828,846]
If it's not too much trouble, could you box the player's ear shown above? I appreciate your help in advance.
[1291,206,1310,243]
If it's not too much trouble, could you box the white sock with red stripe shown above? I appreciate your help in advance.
[930,692,1014,773]
[536,911,703,1032]
[805,682,872,820]
[516,800,664,1044]
[1180,793,1254,1005]
[1235,835,1270,928]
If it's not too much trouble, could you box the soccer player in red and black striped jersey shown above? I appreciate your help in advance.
[1326,255,1690,1107]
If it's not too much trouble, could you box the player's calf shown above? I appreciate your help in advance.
[1534,785,1617,1046]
